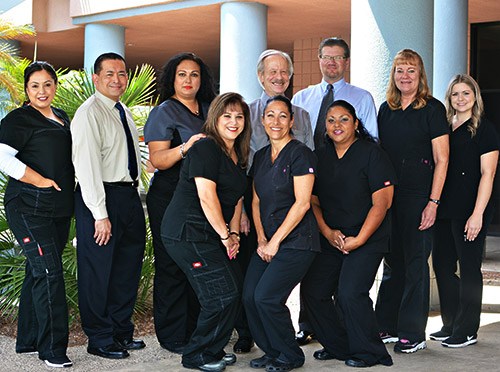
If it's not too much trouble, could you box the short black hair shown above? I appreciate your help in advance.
[93,52,126,74]
[318,37,350,58]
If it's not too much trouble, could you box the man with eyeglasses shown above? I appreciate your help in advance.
[291,37,378,353]
[292,37,378,148]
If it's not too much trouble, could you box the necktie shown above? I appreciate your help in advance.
[314,83,334,149]
[115,102,139,181]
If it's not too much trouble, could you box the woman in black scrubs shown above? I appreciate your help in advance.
[144,52,216,353]
[243,95,319,372]
[0,62,74,368]
[375,49,449,354]
[301,100,395,368]
[431,74,499,348]
[161,92,251,372]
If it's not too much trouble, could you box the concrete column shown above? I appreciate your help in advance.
[220,2,267,102]
[84,23,125,72]
[350,0,434,109]
[433,0,468,102]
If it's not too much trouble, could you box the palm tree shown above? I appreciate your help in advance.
[0,20,35,112]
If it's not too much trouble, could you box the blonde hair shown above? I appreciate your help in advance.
[386,49,431,110]
[444,74,484,137]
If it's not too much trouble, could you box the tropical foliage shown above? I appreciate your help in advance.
[0,20,35,112]
[0,52,158,322]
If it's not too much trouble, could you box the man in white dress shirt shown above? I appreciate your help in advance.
[71,52,146,360]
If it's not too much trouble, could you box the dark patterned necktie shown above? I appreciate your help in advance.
[115,102,139,181]
[314,83,334,149]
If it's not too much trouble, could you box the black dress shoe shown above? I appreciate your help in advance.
[222,353,237,365]
[197,360,226,372]
[295,330,314,346]
[313,348,336,360]
[87,343,130,359]
[345,358,369,368]
[233,337,254,353]
[115,338,146,350]
[160,341,186,354]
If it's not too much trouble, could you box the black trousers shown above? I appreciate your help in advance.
[146,188,199,345]
[75,185,145,348]
[6,198,70,360]
[243,249,316,366]
[302,237,392,366]
[163,237,240,368]
[375,195,432,342]
[432,218,489,337]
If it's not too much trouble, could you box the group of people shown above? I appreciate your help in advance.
[0,36,498,372]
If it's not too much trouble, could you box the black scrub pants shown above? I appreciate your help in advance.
[6,199,70,360]
[302,237,392,366]
[243,248,316,366]
[375,195,432,342]
[163,237,240,368]
[146,188,199,346]
[432,218,489,337]
[233,176,257,341]
[75,184,145,348]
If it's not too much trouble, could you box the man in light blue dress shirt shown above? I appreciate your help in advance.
[292,37,378,139]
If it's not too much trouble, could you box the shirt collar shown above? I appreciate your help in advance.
[259,91,273,110]
[320,78,347,93]
[95,90,122,110]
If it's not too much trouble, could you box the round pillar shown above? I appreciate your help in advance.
[84,24,125,72]
[350,0,434,109]
[220,2,267,101]
[433,0,468,101]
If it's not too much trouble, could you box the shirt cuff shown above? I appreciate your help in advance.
[90,205,109,221]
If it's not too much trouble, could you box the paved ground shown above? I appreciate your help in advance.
[2,236,500,371]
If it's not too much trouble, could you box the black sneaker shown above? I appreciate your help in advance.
[429,330,451,341]
[44,355,73,368]
[379,332,398,344]
[441,334,477,348]
[394,339,426,353]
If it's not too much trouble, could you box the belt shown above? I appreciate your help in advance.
[103,180,139,188]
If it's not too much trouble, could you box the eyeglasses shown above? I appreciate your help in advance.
[319,55,347,61]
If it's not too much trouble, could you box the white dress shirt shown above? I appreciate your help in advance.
[71,90,141,220]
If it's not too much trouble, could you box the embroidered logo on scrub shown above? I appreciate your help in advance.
[23,237,31,244]
[192,261,203,269]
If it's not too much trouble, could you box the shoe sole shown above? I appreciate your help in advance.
[395,341,427,353]
[381,337,399,344]
[442,339,477,348]
[429,335,449,341]
[87,350,129,359]
[44,360,73,368]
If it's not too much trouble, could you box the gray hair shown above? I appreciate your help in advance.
[256,49,294,87]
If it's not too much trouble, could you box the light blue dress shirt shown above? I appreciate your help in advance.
[292,78,378,139]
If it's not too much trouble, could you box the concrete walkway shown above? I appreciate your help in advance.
[2,236,500,371]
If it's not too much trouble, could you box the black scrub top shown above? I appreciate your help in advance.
[378,97,449,197]
[313,139,396,243]
[144,98,209,196]
[251,139,320,252]
[0,105,74,217]
[161,137,247,242]
[439,118,500,219]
